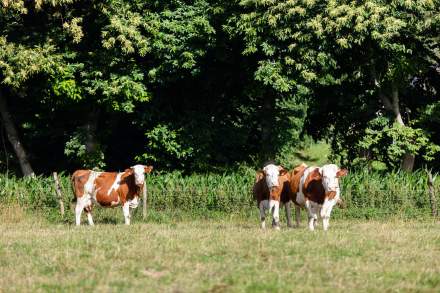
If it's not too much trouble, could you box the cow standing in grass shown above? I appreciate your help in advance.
[290,163,347,231]
[71,165,153,225]
[253,164,294,230]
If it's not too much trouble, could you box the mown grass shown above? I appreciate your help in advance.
[0,208,439,292]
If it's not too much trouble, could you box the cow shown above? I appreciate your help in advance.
[290,163,347,231]
[252,163,294,230]
[71,164,153,226]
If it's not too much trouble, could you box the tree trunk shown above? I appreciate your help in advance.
[0,91,35,177]
[381,84,415,172]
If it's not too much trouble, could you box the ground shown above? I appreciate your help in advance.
[0,210,439,292]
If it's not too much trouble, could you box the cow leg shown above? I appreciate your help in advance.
[295,205,301,227]
[86,212,94,226]
[75,201,84,226]
[285,201,293,228]
[321,199,336,231]
[269,200,280,230]
[82,205,94,226]
[259,200,268,229]
[305,200,317,231]
[122,202,131,225]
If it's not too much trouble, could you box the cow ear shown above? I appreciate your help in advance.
[279,167,288,176]
[256,170,264,180]
[337,168,348,177]
[144,165,153,173]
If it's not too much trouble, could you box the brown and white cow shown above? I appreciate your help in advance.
[290,163,347,231]
[253,164,294,230]
[71,164,153,225]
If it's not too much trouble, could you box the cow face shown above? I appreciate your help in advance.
[263,164,287,189]
[320,164,348,195]
[131,164,153,186]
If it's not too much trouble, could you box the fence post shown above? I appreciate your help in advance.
[427,170,438,218]
[53,172,65,218]
[143,178,148,220]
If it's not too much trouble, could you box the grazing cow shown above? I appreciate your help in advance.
[252,164,294,230]
[290,163,347,231]
[71,164,153,226]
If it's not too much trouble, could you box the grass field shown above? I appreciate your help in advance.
[1,206,439,292]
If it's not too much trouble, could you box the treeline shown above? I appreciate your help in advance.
[0,0,439,175]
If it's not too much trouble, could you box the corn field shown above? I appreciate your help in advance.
[0,168,438,222]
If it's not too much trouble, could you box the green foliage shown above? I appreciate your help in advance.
[1,0,440,174]
[358,116,440,169]
[139,124,195,169]
[0,37,63,88]
[64,131,106,170]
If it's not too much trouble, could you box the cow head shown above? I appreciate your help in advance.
[130,164,153,187]
[320,164,348,198]
[262,164,286,188]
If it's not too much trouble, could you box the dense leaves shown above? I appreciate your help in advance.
[0,0,439,175]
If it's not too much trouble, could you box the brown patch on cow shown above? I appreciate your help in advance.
[252,173,268,205]
[91,170,142,207]
[71,170,91,200]
[289,163,308,205]
[93,172,121,207]
[144,165,153,173]
[252,167,293,205]
[119,169,142,200]
[303,168,326,204]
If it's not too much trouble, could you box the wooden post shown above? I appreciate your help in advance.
[427,170,438,218]
[53,172,65,218]
[143,179,148,219]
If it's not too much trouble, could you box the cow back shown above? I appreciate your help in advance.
[290,163,308,194]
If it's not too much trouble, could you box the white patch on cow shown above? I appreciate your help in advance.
[263,164,280,188]
[87,212,94,226]
[297,166,317,206]
[122,202,131,225]
[75,172,101,226]
[321,164,340,193]
[269,199,280,229]
[131,164,146,185]
[75,200,84,226]
[321,198,336,219]
[108,172,123,196]
[322,217,330,231]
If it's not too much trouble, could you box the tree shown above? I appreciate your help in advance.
[232,0,440,171]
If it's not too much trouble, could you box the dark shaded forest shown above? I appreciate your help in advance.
[1,0,439,176]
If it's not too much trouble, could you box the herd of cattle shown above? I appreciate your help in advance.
[71,162,347,231]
